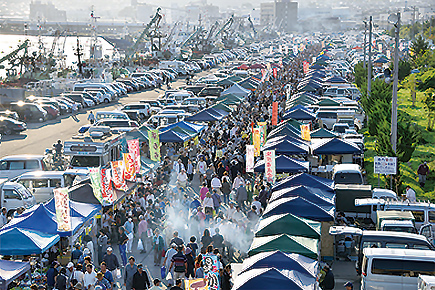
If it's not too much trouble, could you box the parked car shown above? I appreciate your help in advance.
[0,110,19,120]
[0,155,51,179]
[9,102,47,122]
[0,117,27,135]
[39,104,60,119]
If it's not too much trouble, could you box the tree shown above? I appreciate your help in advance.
[423,88,435,131]
[410,35,430,63]
[353,62,367,88]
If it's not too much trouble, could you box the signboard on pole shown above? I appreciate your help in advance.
[246,145,255,173]
[53,188,71,232]
[301,124,311,141]
[264,150,276,183]
[253,128,261,157]
[374,156,397,175]
[272,102,278,126]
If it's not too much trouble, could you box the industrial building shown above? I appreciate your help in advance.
[261,0,298,32]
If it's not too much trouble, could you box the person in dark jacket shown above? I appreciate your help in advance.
[55,267,68,290]
[46,262,59,290]
[102,247,119,272]
[320,265,335,290]
[221,264,232,290]
[185,247,195,279]
[132,264,150,290]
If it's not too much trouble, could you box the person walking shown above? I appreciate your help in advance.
[55,268,68,290]
[97,230,108,264]
[94,272,111,290]
[0,207,7,227]
[124,218,135,253]
[405,186,417,203]
[185,247,195,279]
[102,247,119,278]
[137,215,148,254]
[168,246,187,286]
[124,256,138,290]
[221,265,232,290]
[99,263,114,290]
[152,229,164,266]
[46,262,59,290]
[235,184,248,211]
[87,111,95,124]
[132,264,151,290]
[417,162,430,187]
[344,282,353,290]
[118,227,129,266]
[221,177,231,205]
[83,264,96,290]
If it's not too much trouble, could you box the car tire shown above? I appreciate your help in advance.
[104,98,110,103]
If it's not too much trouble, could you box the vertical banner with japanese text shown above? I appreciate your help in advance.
[272,102,278,126]
[111,160,128,191]
[203,254,220,290]
[148,129,161,162]
[246,145,255,173]
[253,128,261,157]
[264,150,276,183]
[258,122,267,147]
[127,139,140,174]
[101,168,115,204]
[273,67,277,78]
[303,61,310,74]
[53,188,71,232]
[89,168,104,204]
[301,124,311,141]
[123,153,136,181]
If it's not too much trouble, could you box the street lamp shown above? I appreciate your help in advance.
[388,12,400,154]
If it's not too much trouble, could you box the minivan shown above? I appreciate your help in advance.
[11,170,88,203]
[9,102,47,123]
[329,226,435,275]
[362,248,435,290]
[0,155,51,179]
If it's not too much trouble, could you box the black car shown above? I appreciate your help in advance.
[9,102,47,122]
[184,85,206,96]
[198,87,223,97]
[0,117,27,135]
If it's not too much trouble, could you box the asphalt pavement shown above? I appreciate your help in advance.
[0,70,214,158]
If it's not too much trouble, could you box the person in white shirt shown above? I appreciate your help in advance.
[251,196,262,215]
[211,175,222,192]
[197,157,207,183]
[0,208,7,227]
[172,160,180,174]
[177,169,188,188]
[226,203,236,220]
[83,264,96,290]
[232,173,246,189]
[405,186,417,203]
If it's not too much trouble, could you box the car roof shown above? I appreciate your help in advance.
[333,164,360,171]
[0,155,45,161]
[362,230,428,240]
[15,169,88,179]
[363,248,435,258]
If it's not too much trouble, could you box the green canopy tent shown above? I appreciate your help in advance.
[216,78,235,87]
[248,234,319,260]
[280,119,303,130]
[211,102,233,113]
[125,129,149,142]
[316,98,340,107]
[140,157,159,174]
[268,123,301,139]
[227,74,244,82]
[254,213,321,239]
[310,128,338,139]
[216,93,244,102]
[166,126,197,137]
[286,98,316,108]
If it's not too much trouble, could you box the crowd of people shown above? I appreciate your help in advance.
[25,45,323,290]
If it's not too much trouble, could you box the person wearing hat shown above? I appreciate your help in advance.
[344,281,353,290]
[405,186,417,203]
[319,265,335,290]
[132,264,151,290]
[102,247,119,277]
[66,262,75,285]
[94,272,111,290]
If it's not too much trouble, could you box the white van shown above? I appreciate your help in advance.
[332,164,364,185]
[362,248,435,290]
[11,170,88,203]
[0,155,51,179]
[0,181,36,216]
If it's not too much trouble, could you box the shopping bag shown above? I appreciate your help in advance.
[165,271,172,281]
[160,266,166,279]
[147,228,153,238]
[115,268,122,279]
[137,239,144,251]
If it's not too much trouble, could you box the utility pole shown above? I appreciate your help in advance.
[363,20,367,68]
[391,12,401,154]
[412,6,416,40]
[367,16,373,97]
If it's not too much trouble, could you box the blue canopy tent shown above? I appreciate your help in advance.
[262,196,335,222]
[125,129,148,142]
[285,105,313,113]
[309,64,325,70]
[206,107,229,118]
[300,75,323,83]
[0,228,60,255]
[306,70,326,78]
[261,139,309,155]
[267,126,302,141]
[159,130,191,143]
[269,185,335,207]
[266,135,308,147]
[239,251,318,277]
[283,108,316,120]
[254,155,309,173]
[297,79,323,90]
[288,92,320,102]
[272,173,334,192]
[160,121,205,134]
[185,109,224,122]
[233,268,316,290]
[2,204,86,237]
[312,138,362,155]
[0,260,31,290]
[317,54,331,61]
[22,199,101,221]
[221,83,251,98]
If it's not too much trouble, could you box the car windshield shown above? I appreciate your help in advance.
[334,172,362,184]
[97,113,127,120]
[70,156,100,167]
[100,121,130,127]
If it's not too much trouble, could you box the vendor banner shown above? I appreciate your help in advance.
[53,188,71,232]
[264,150,276,183]
[185,279,209,290]
[89,167,104,204]
[303,61,310,74]
[123,153,136,181]
[301,124,311,141]
[148,129,161,162]
[273,67,277,78]
[127,139,140,173]
[253,128,261,157]
[203,254,220,290]
[111,160,128,191]
[101,168,115,204]
[258,122,267,147]
[272,102,278,126]
[246,145,255,173]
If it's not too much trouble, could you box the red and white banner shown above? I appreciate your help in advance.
[246,145,255,173]
[101,168,115,204]
[272,67,278,78]
[264,150,276,183]
[123,153,136,181]
[303,61,310,74]
[127,139,141,173]
[53,188,71,232]
[111,160,128,191]
[272,102,278,126]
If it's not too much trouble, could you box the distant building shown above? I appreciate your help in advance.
[260,0,298,32]
[29,1,66,22]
